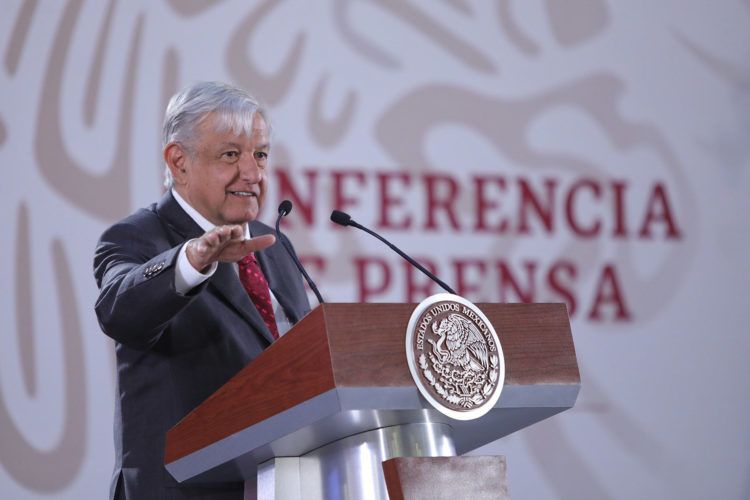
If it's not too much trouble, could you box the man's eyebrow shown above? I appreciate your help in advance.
[215,141,269,150]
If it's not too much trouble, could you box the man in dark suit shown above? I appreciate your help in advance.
[94,81,311,499]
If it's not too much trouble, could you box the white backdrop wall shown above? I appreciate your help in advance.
[1,1,749,498]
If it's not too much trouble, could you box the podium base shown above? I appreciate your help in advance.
[251,422,455,500]
[383,456,510,500]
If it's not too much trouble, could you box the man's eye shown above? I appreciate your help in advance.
[222,151,239,159]
[254,151,268,160]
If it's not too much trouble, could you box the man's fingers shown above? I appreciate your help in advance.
[244,233,275,253]
[202,225,244,248]
[204,226,228,247]
[215,226,233,244]
[229,225,245,240]
[202,231,220,248]
[191,226,274,266]
[215,234,276,263]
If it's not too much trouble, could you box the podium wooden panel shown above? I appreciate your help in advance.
[165,302,579,486]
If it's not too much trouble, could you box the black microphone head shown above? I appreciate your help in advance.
[330,210,352,226]
[278,200,293,216]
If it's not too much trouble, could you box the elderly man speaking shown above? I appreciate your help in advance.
[94,81,311,499]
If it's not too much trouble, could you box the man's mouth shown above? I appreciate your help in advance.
[229,191,257,198]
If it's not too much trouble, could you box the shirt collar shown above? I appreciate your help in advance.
[171,188,251,238]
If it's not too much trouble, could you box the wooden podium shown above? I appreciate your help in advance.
[165,303,579,499]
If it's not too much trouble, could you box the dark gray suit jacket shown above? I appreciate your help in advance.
[93,191,311,499]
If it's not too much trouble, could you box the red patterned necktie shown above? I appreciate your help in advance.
[238,253,279,340]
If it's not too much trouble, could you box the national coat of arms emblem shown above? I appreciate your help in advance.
[406,294,505,420]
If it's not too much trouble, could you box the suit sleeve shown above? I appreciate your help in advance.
[93,220,207,350]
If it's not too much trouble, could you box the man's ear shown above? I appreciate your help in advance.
[164,143,188,185]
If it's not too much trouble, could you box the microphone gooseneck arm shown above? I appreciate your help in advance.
[330,210,456,295]
[276,202,325,305]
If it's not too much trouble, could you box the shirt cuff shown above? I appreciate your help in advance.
[174,240,217,294]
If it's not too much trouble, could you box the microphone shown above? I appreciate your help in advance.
[330,210,456,295]
[275,201,324,304]
[278,199,292,217]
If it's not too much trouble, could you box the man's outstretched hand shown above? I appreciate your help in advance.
[186,225,275,273]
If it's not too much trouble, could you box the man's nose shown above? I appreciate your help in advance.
[238,155,261,183]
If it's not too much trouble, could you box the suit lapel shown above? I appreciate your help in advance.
[257,245,301,324]
[155,191,275,344]
[155,191,203,242]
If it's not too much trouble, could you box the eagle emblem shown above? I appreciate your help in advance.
[406,294,505,420]
[431,314,489,373]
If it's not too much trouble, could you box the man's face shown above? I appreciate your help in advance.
[172,112,270,226]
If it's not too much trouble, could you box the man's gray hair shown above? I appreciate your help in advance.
[162,81,269,188]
